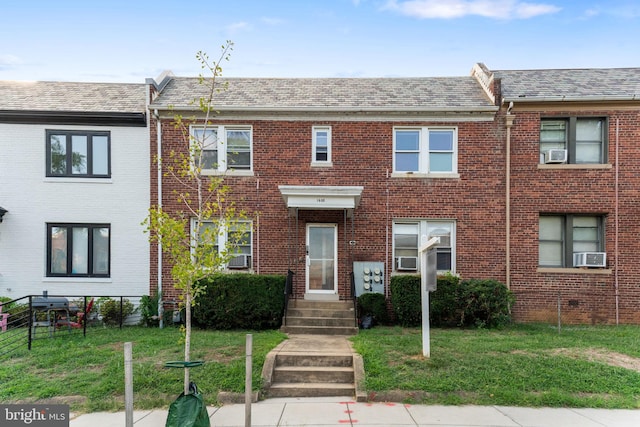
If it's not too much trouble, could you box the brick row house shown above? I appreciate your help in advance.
[1,64,638,324]
[146,64,640,324]
[0,81,150,299]
[476,66,640,323]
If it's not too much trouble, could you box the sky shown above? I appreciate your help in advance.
[0,0,639,83]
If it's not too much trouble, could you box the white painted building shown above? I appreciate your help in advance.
[0,81,149,299]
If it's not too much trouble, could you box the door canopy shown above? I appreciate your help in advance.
[278,185,363,215]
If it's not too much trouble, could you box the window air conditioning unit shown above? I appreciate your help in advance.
[396,256,418,271]
[544,149,567,164]
[228,254,250,269]
[573,252,606,268]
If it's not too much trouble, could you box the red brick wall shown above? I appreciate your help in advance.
[508,107,640,324]
[150,117,507,302]
[151,106,640,324]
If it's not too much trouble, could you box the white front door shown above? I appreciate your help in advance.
[306,224,337,294]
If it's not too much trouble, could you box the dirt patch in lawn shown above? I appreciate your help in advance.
[550,348,640,372]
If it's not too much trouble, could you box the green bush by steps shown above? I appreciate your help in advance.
[193,273,286,330]
[390,274,515,328]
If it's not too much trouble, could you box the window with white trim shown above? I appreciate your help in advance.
[190,125,252,173]
[47,223,110,277]
[312,126,331,164]
[193,219,253,269]
[539,118,607,164]
[539,214,604,267]
[394,127,457,174]
[393,220,455,273]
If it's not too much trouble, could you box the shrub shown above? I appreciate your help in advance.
[98,298,136,326]
[390,275,514,328]
[140,294,160,327]
[390,274,421,327]
[458,279,514,328]
[192,273,286,330]
[357,292,389,326]
[430,273,461,327]
[0,296,28,317]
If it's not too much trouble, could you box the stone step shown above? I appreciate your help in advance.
[285,316,356,327]
[286,308,355,318]
[267,382,355,398]
[288,300,355,310]
[276,353,354,367]
[273,366,354,383]
[280,325,359,335]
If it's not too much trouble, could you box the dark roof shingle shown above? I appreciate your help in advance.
[150,76,497,111]
[0,81,146,112]
[494,68,640,101]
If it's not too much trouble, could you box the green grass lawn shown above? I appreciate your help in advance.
[351,324,640,409]
[0,327,286,413]
[1,324,639,413]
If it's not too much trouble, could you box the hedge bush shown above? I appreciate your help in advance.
[458,279,515,328]
[357,292,389,326]
[192,273,286,330]
[97,297,136,326]
[390,275,422,327]
[430,273,461,327]
[390,274,514,328]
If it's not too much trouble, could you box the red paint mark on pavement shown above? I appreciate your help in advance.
[339,419,351,423]
[385,403,396,407]
[344,410,354,414]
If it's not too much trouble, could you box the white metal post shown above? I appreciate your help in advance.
[419,236,440,358]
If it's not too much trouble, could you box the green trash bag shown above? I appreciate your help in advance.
[165,382,210,427]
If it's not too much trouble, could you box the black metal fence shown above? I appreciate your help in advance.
[0,294,143,357]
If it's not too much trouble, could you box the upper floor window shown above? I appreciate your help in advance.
[312,126,332,165]
[394,127,457,174]
[47,223,110,277]
[193,219,253,270]
[540,118,607,164]
[393,220,455,273]
[190,125,252,173]
[46,130,110,177]
[539,214,605,268]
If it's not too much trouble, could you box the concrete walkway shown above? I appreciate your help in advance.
[70,397,640,426]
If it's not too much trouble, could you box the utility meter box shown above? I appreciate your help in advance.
[353,261,384,297]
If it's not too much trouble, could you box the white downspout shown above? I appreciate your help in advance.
[154,109,164,328]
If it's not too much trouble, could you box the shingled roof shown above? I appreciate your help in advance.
[150,76,497,112]
[0,81,146,112]
[493,68,640,101]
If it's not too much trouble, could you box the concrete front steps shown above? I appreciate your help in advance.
[269,353,355,398]
[280,299,358,336]
[261,335,366,401]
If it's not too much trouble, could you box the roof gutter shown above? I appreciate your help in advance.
[148,105,500,113]
[503,95,638,103]
[0,110,147,126]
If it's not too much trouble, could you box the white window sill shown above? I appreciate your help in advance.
[44,178,113,184]
[537,267,612,275]
[311,161,333,168]
[391,172,460,179]
[538,164,612,170]
[42,277,113,283]
[200,169,254,177]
